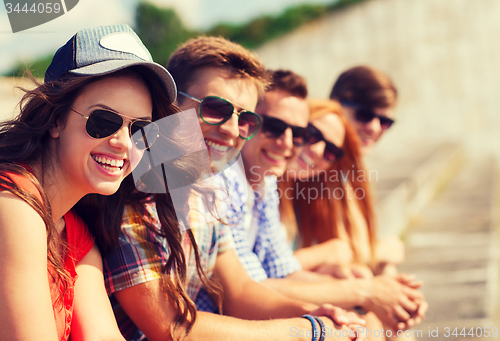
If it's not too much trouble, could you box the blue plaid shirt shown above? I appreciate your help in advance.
[224,164,302,281]
[196,165,302,313]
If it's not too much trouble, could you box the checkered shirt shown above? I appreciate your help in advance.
[103,196,234,340]
[224,166,302,281]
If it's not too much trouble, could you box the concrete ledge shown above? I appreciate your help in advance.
[376,143,465,237]
[400,156,500,340]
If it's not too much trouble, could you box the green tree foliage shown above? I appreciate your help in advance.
[6,0,367,77]
[208,4,328,49]
[135,2,197,66]
[7,55,53,78]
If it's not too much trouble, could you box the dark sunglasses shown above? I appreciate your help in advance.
[306,123,344,163]
[341,101,395,129]
[71,108,159,150]
[178,92,261,140]
[260,115,309,147]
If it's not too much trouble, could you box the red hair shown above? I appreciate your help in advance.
[279,98,377,264]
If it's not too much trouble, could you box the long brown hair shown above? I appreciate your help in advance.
[279,99,377,264]
[74,67,222,339]
[0,71,125,302]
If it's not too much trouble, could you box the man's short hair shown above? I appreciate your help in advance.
[266,69,308,99]
[329,66,397,108]
[167,36,268,96]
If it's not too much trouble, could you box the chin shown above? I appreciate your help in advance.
[270,167,286,178]
[93,182,123,196]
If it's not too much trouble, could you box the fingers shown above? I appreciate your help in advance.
[402,286,424,302]
[393,304,411,322]
[347,324,366,341]
[316,304,366,326]
[396,273,424,289]
[416,299,428,319]
[399,295,419,314]
[396,321,407,331]
[351,265,373,279]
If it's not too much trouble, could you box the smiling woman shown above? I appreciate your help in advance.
[0,24,177,341]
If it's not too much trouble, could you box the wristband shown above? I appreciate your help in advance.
[302,314,320,341]
[313,316,326,341]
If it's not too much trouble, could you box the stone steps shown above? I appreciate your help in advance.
[398,156,499,341]
[368,141,465,237]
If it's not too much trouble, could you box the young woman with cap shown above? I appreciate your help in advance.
[0,24,177,341]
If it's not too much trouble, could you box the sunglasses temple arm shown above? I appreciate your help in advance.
[178,91,202,104]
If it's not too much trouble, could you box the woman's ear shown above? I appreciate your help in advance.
[49,120,62,138]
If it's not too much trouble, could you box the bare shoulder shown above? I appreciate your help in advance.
[0,191,46,258]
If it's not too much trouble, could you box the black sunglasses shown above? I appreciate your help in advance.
[260,115,309,147]
[178,92,261,140]
[306,123,344,163]
[341,101,395,129]
[71,108,159,150]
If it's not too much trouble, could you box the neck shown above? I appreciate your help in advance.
[244,167,266,197]
[31,162,85,227]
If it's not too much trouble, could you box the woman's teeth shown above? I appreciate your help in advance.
[206,140,229,152]
[92,155,125,170]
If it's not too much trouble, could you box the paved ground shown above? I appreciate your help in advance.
[399,156,499,340]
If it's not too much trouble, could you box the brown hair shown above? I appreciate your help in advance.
[330,66,397,109]
[167,36,268,96]
[267,69,308,99]
[72,68,222,338]
[279,99,376,264]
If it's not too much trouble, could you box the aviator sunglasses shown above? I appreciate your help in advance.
[341,101,395,129]
[260,115,309,147]
[178,92,261,140]
[306,123,344,163]
[71,108,159,150]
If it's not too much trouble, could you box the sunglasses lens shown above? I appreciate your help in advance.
[324,143,344,162]
[306,124,322,145]
[131,121,159,150]
[379,117,394,129]
[262,117,287,138]
[238,111,261,139]
[354,107,375,123]
[292,127,308,146]
[86,110,123,139]
[200,97,233,124]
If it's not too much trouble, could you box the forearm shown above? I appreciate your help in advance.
[223,277,317,319]
[262,277,369,310]
[294,244,326,270]
[188,313,314,341]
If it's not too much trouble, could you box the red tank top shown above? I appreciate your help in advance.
[1,171,94,340]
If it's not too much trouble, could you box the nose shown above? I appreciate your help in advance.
[309,141,326,161]
[275,127,294,152]
[364,116,382,135]
[218,113,240,139]
[109,124,133,151]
